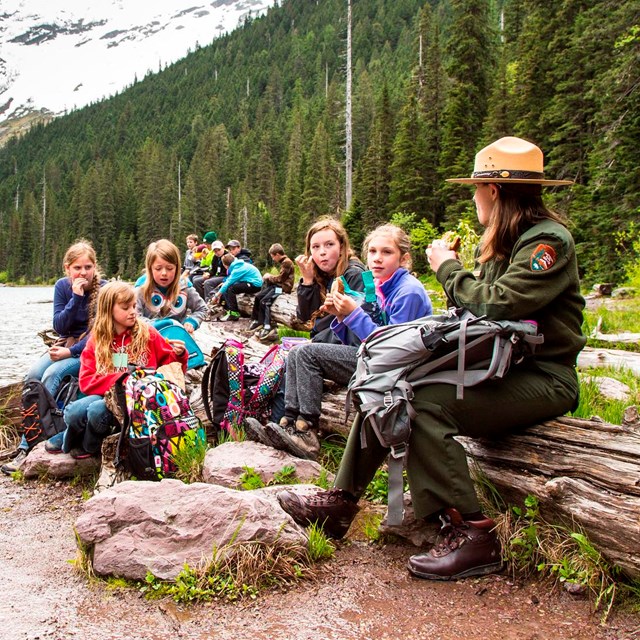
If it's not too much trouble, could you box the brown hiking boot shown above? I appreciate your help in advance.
[407,508,503,580]
[277,488,360,539]
[243,417,277,448]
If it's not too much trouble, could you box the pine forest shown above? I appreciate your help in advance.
[0,0,638,284]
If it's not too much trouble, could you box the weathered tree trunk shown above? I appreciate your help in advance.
[459,413,640,579]
[235,292,308,330]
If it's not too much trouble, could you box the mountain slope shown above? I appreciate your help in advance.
[0,0,276,128]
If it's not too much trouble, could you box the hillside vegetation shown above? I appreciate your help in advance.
[0,0,637,284]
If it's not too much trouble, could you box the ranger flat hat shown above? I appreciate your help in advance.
[446,136,573,186]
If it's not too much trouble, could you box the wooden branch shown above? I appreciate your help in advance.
[577,346,640,375]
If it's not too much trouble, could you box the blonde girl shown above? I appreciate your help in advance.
[62,281,187,458]
[136,239,207,334]
[3,240,106,472]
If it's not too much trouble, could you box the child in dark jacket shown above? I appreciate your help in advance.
[249,243,295,340]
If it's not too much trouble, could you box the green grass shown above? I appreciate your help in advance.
[318,434,347,474]
[277,327,311,339]
[306,522,335,561]
[239,464,302,490]
[140,533,316,603]
[582,298,640,352]
[360,512,384,543]
[496,495,634,622]
[572,367,639,424]
[171,431,209,484]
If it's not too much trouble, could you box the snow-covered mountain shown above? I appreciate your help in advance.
[0,0,277,127]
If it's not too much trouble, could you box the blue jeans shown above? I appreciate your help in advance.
[18,353,81,451]
[63,395,113,455]
[27,352,81,395]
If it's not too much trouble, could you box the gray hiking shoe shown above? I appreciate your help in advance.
[265,419,320,460]
[1,449,28,475]
[258,327,278,342]
[243,417,276,448]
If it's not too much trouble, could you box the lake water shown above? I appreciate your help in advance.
[0,286,55,386]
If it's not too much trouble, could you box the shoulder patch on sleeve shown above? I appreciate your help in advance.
[530,244,557,271]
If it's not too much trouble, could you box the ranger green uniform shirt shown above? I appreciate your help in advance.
[436,219,586,366]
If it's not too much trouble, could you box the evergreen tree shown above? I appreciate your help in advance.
[388,83,429,219]
[301,120,333,228]
[280,106,305,250]
[182,125,230,237]
[439,0,495,223]
[358,83,394,228]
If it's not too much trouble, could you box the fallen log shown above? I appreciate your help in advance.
[235,292,311,330]
[577,346,640,375]
[460,413,640,579]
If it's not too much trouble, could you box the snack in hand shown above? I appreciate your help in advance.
[440,231,461,252]
[330,277,345,295]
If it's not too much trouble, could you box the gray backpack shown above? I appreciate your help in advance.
[346,308,543,525]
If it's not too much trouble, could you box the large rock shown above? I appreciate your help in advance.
[21,441,100,479]
[75,479,308,580]
[378,491,439,547]
[202,440,333,488]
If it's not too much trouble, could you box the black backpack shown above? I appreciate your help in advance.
[21,377,79,449]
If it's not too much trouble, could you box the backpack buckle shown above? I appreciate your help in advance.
[383,391,393,407]
[390,443,406,459]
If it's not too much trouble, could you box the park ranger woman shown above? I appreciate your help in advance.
[277,136,586,581]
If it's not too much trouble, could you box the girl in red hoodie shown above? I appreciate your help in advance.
[62,281,187,458]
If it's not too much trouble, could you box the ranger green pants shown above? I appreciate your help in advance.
[335,361,579,519]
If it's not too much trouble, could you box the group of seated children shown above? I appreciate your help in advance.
[5,220,427,470]
[189,233,254,305]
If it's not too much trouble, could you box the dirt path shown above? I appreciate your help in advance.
[0,475,638,640]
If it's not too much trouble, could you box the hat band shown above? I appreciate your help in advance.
[472,169,545,180]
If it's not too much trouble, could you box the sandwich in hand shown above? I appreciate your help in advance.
[330,277,345,295]
[440,231,461,251]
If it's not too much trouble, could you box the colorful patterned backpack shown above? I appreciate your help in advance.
[116,369,205,480]
[201,339,286,439]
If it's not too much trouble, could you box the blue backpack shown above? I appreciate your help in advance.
[154,318,205,370]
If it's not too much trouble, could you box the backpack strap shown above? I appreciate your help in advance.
[361,270,377,304]
[221,340,245,435]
